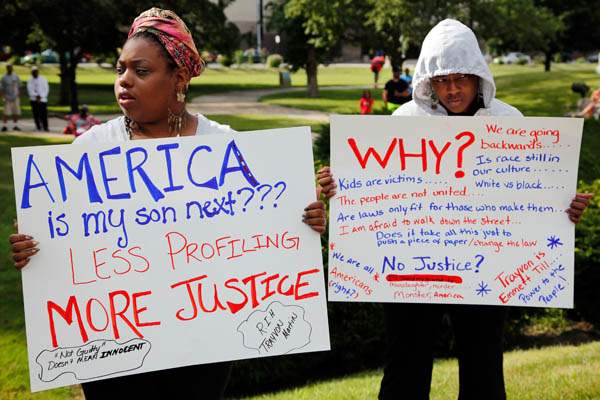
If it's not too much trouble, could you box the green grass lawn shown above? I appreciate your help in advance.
[2,64,374,118]
[208,114,324,132]
[261,64,600,116]
[240,341,600,400]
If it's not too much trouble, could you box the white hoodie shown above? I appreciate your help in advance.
[393,19,522,117]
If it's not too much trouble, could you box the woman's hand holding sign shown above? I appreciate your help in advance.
[10,220,38,270]
[567,193,593,223]
[316,166,337,199]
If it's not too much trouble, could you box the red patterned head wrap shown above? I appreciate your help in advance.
[128,8,203,77]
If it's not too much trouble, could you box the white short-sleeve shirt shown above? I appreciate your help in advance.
[74,114,235,144]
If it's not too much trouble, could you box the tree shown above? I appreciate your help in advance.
[2,0,240,113]
[366,0,452,69]
[535,0,600,71]
[457,0,562,72]
[267,0,358,97]
[0,0,123,111]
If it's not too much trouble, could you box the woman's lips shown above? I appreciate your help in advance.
[118,92,136,107]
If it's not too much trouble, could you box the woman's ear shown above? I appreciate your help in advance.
[175,67,191,92]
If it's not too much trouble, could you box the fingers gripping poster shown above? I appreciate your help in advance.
[328,115,583,308]
[12,127,330,392]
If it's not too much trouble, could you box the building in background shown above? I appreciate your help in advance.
[220,0,362,62]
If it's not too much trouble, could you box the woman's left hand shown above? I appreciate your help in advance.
[567,193,593,223]
[303,199,326,234]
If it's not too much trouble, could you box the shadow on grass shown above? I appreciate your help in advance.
[510,322,600,350]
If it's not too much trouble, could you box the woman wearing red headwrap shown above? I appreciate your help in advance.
[9,8,327,399]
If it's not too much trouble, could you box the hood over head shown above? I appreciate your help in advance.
[412,19,495,112]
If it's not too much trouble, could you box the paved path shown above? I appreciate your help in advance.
[3,84,368,136]
[189,85,369,121]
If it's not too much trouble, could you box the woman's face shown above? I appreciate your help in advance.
[430,73,479,114]
[115,37,177,124]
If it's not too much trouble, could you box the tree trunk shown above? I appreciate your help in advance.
[544,51,552,72]
[388,53,405,71]
[65,0,78,113]
[68,49,80,113]
[58,53,70,106]
[306,45,319,98]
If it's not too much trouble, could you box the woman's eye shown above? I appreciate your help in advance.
[136,69,149,75]
[116,66,124,74]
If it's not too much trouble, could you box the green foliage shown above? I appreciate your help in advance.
[266,54,284,68]
[234,49,248,65]
[577,120,600,184]
[313,123,330,165]
[366,0,450,67]
[217,54,232,67]
[573,179,600,324]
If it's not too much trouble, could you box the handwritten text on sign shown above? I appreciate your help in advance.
[12,127,330,392]
[328,115,582,307]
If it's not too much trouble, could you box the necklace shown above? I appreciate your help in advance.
[125,116,185,140]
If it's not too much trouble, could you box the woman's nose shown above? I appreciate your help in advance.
[118,69,133,88]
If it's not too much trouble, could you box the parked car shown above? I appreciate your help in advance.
[20,49,59,64]
[40,49,59,63]
[493,52,532,65]
[587,52,599,64]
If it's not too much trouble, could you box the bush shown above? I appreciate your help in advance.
[8,55,21,66]
[573,179,600,324]
[578,120,600,184]
[313,123,330,165]
[217,54,232,67]
[234,49,247,65]
[517,57,528,65]
[266,54,283,68]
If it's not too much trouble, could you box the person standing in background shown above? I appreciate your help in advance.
[27,66,49,131]
[359,89,374,114]
[1,63,22,131]
[370,51,385,88]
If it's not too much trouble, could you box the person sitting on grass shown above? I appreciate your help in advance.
[382,67,411,113]
[576,88,600,119]
[62,104,101,136]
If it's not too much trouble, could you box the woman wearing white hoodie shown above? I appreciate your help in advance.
[318,18,591,400]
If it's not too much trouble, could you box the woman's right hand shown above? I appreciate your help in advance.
[9,221,39,270]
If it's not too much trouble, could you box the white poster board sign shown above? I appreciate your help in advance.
[12,127,330,392]
[328,115,583,308]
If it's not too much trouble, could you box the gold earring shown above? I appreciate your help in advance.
[176,91,186,103]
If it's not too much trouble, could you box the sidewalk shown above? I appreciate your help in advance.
[189,85,369,121]
[4,84,368,136]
